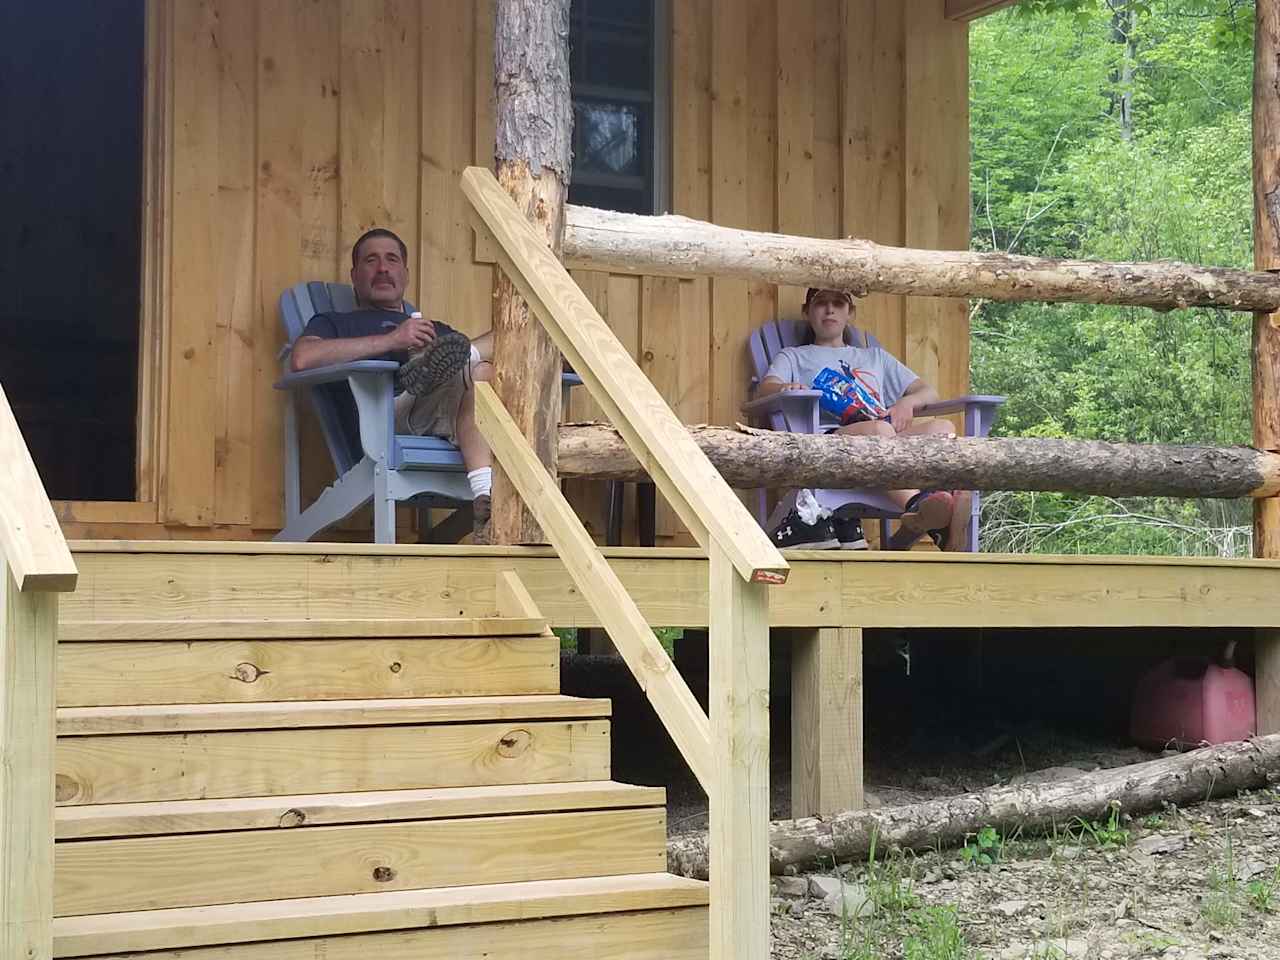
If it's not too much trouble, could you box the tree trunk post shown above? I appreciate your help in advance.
[488,0,572,544]
[1254,0,1280,734]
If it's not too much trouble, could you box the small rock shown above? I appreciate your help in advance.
[1057,845,1083,860]
[1208,931,1224,942]
[775,875,808,898]
[1237,859,1269,881]
[917,775,950,793]
[824,882,874,920]
[993,899,1030,918]
[1135,834,1187,856]
[1245,806,1266,818]
[807,875,844,900]
[1000,945,1028,960]
[863,789,884,809]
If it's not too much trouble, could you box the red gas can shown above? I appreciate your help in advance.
[1130,645,1256,750]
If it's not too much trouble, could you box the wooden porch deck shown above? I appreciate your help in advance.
[67,541,1280,820]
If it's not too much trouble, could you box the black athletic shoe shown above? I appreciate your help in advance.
[832,513,869,550]
[396,322,472,396]
[769,508,840,550]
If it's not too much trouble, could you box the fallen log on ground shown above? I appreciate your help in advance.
[666,735,1280,879]
[558,423,1280,499]
[563,204,1280,312]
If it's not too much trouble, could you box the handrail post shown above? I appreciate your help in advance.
[708,544,771,960]
[1,550,58,960]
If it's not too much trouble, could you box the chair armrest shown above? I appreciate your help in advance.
[274,360,399,390]
[741,390,822,414]
[915,395,1006,417]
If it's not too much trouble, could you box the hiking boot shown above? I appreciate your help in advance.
[889,490,954,549]
[769,507,840,550]
[396,322,472,397]
[832,513,868,550]
[471,494,491,544]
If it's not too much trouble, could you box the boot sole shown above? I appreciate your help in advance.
[397,332,472,396]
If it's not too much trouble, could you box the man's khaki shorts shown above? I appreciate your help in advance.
[394,369,466,444]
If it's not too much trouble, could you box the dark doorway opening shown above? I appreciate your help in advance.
[0,0,146,501]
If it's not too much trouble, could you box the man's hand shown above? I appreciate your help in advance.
[387,312,439,352]
[887,397,917,432]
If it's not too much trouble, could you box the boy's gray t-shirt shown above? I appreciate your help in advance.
[764,344,919,427]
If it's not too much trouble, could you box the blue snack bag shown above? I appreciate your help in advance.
[812,363,887,424]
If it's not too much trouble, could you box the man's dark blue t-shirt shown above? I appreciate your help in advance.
[299,308,410,458]
[301,308,410,364]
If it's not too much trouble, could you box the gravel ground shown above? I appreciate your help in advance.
[768,788,1280,960]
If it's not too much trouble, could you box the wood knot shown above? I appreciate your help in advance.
[55,774,81,803]
[372,865,396,882]
[278,808,306,828]
[230,662,267,683]
[496,729,532,758]
[389,661,403,674]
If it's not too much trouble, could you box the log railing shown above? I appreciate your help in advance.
[0,384,78,960]
[463,165,785,960]
[561,204,1280,312]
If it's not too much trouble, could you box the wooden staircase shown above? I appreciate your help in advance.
[50,571,708,959]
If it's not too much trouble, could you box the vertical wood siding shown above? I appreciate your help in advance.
[144,0,968,541]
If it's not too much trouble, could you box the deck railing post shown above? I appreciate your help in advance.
[1253,0,1280,734]
[708,544,771,960]
[0,550,58,960]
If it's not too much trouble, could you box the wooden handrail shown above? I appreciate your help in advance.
[474,383,714,789]
[2,379,72,960]
[462,166,788,586]
[465,167,775,960]
[0,384,77,593]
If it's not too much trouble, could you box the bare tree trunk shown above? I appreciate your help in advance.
[488,0,573,544]
[561,204,1280,312]
[1109,0,1138,142]
[666,735,1280,879]
[556,422,1280,499]
[1253,0,1280,733]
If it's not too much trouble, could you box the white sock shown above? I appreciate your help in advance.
[467,467,492,498]
[469,344,482,366]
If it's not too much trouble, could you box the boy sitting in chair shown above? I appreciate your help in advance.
[757,287,969,551]
[289,228,496,534]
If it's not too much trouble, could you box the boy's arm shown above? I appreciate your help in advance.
[756,375,808,398]
[886,378,940,430]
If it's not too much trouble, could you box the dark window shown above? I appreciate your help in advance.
[568,0,667,214]
[0,0,144,501]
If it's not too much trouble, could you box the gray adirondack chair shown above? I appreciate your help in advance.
[273,281,474,544]
[742,318,1005,551]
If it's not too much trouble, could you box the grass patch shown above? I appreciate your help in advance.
[837,838,985,960]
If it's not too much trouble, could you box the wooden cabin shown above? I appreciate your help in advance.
[6,0,976,543]
[6,2,1280,959]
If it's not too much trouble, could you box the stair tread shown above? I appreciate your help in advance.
[56,780,666,839]
[58,695,611,736]
[52,873,709,958]
[58,616,549,641]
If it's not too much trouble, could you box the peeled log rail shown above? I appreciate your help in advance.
[557,423,1280,499]
[562,205,1280,313]
[666,734,1280,879]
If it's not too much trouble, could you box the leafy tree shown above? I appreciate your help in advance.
[969,1,1255,555]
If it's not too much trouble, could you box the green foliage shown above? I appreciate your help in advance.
[960,826,1004,868]
[1072,805,1131,848]
[970,2,1257,556]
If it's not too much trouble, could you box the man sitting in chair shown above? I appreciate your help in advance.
[757,287,970,551]
[289,228,495,534]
